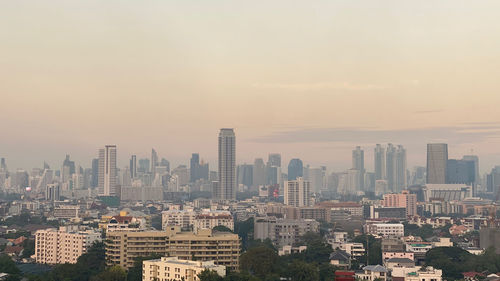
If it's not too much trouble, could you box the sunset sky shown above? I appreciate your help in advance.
[2,0,500,172]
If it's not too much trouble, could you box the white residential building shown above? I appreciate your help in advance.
[142,257,226,281]
[339,242,366,258]
[194,211,234,231]
[392,266,442,281]
[162,210,196,230]
[364,223,404,238]
[284,177,311,207]
[35,227,101,264]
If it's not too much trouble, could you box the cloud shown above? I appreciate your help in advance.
[251,82,388,91]
[250,124,500,146]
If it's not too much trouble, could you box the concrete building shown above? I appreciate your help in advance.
[143,256,226,281]
[382,190,417,217]
[364,223,404,238]
[98,145,117,196]
[356,265,388,281]
[253,216,319,247]
[53,205,79,219]
[214,128,236,200]
[105,227,240,270]
[194,211,234,231]
[480,228,500,254]
[284,177,311,207]
[162,210,196,230]
[35,227,101,264]
[375,144,386,181]
[392,266,442,281]
[427,143,448,184]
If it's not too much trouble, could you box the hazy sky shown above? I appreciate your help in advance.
[2,1,500,173]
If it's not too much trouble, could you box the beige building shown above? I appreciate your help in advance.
[106,227,240,271]
[194,211,234,231]
[284,178,311,207]
[162,210,196,230]
[53,205,79,219]
[382,190,417,217]
[143,256,226,281]
[35,227,101,264]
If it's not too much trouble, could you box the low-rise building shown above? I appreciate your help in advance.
[364,223,404,238]
[278,245,307,256]
[253,216,319,247]
[194,211,234,231]
[339,242,365,258]
[162,210,196,230]
[392,266,442,281]
[142,256,226,281]
[356,265,388,281]
[53,205,79,219]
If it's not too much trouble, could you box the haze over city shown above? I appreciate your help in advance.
[2,1,500,171]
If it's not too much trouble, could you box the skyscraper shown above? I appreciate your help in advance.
[98,145,117,196]
[446,159,475,185]
[253,158,266,187]
[394,145,407,192]
[91,158,99,188]
[427,143,448,184]
[214,128,236,200]
[374,144,386,180]
[190,153,200,183]
[237,164,253,188]
[287,158,303,181]
[268,153,281,167]
[130,155,137,179]
[352,146,365,190]
[151,149,158,176]
[462,155,480,187]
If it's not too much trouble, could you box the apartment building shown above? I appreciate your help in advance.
[193,211,234,231]
[382,190,417,217]
[392,266,442,281]
[253,216,320,247]
[143,257,226,281]
[35,227,101,264]
[364,223,404,238]
[162,210,196,230]
[105,227,240,271]
[53,205,79,219]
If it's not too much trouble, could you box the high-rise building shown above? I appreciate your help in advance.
[91,158,99,188]
[462,155,480,187]
[138,158,150,174]
[237,164,253,188]
[374,144,386,180]
[214,128,236,200]
[253,158,266,187]
[151,148,158,176]
[386,144,407,192]
[284,177,311,207]
[287,158,303,181]
[268,153,281,167]
[190,153,200,183]
[426,143,448,184]
[352,146,365,190]
[62,155,75,183]
[446,159,475,185]
[129,155,137,179]
[98,145,117,196]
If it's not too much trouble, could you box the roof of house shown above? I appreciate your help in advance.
[386,258,415,264]
[363,265,388,273]
[330,250,351,261]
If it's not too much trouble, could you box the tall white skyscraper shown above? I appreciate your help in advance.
[98,145,117,196]
[284,177,311,207]
[214,128,236,200]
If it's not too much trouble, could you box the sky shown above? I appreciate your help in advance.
[1,0,500,173]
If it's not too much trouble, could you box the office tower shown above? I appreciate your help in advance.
[138,158,150,173]
[0,158,6,171]
[410,166,426,186]
[129,155,137,179]
[43,162,50,170]
[462,155,480,187]
[287,158,303,180]
[151,149,158,176]
[91,158,99,188]
[426,143,448,184]
[160,158,170,172]
[267,166,281,186]
[199,160,209,180]
[214,128,236,200]
[374,144,386,180]
[364,172,375,191]
[347,169,361,192]
[268,153,281,167]
[308,167,325,192]
[190,153,200,182]
[172,165,189,186]
[284,177,311,207]
[62,155,75,175]
[386,143,396,192]
[98,145,117,196]
[352,146,365,189]
[253,158,266,187]
[237,164,253,188]
[446,159,475,185]
[45,183,60,201]
[394,145,407,192]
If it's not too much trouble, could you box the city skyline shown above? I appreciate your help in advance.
[2,1,500,171]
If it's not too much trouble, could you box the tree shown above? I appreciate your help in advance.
[213,225,233,233]
[198,269,223,281]
[90,266,126,281]
[287,260,319,281]
[240,246,279,279]
[0,255,21,275]
[352,235,382,265]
